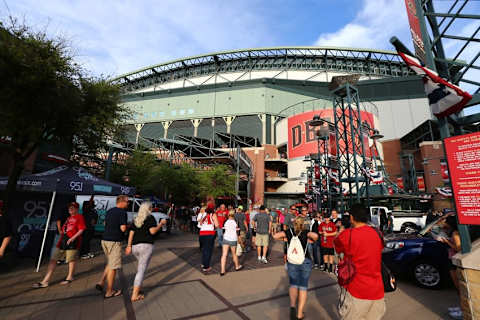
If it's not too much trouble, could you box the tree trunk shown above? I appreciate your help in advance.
[3,154,25,218]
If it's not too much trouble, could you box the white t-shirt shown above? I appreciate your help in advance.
[223,219,238,242]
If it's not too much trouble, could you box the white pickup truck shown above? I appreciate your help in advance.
[370,206,427,233]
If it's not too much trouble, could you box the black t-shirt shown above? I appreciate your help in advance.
[55,211,69,235]
[131,215,157,245]
[82,206,98,230]
[285,228,312,260]
[0,215,13,246]
[102,207,127,242]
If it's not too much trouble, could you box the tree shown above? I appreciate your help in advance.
[0,19,129,214]
[197,165,236,200]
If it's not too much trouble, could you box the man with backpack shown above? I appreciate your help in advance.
[334,203,385,320]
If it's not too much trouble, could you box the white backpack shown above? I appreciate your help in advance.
[287,229,307,265]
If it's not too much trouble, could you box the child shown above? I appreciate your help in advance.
[220,210,243,275]
[319,214,337,273]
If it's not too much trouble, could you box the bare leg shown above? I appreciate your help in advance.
[262,245,268,258]
[220,245,229,273]
[40,260,57,284]
[131,286,144,301]
[230,246,239,268]
[450,269,459,292]
[257,245,262,258]
[105,269,116,296]
[98,265,108,287]
[289,287,298,308]
[297,290,308,318]
[66,261,75,280]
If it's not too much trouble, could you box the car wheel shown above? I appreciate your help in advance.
[412,260,442,289]
[401,223,418,234]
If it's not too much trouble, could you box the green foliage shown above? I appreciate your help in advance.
[110,152,235,205]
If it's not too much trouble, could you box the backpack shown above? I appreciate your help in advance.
[287,229,307,265]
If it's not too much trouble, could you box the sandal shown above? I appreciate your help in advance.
[131,294,145,302]
[235,265,244,271]
[104,289,122,299]
[95,284,103,292]
[60,279,74,285]
[32,282,48,289]
[220,272,225,276]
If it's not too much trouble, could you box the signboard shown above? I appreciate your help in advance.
[444,132,480,225]
[404,0,426,63]
[440,160,449,183]
[396,177,404,190]
[417,176,425,192]
[287,110,375,159]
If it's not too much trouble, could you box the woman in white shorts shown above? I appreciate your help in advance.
[220,211,243,276]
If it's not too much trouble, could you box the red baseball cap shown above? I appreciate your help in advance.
[68,202,79,209]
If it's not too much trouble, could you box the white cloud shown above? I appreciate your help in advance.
[314,0,410,50]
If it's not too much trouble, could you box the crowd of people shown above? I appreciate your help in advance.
[0,194,464,320]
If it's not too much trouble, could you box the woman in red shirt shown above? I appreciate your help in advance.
[33,202,86,288]
[334,204,385,320]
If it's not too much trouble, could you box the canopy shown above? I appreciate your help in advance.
[0,165,135,195]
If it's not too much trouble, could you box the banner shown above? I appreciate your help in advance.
[440,160,449,183]
[314,164,320,179]
[436,186,452,198]
[388,186,394,195]
[444,132,480,225]
[404,0,426,63]
[396,177,404,190]
[417,176,425,192]
[288,110,375,159]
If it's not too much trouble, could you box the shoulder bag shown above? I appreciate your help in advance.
[337,229,356,286]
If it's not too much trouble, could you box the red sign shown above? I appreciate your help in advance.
[417,176,425,192]
[440,160,449,183]
[287,110,374,159]
[444,132,480,225]
[404,0,426,63]
[396,177,404,190]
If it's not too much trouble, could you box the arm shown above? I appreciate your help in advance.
[441,231,461,252]
[212,214,219,228]
[56,220,62,234]
[66,229,84,245]
[273,231,286,240]
[268,219,272,234]
[307,232,318,241]
[150,219,167,235]
[125,230,134,255]
[120,212,127,232]
[243,220,248,232]
[0,236,11,258]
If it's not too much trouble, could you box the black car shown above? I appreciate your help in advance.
[382,213,453,289]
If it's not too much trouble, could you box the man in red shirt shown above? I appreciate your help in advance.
[33,202,86,288]
[334,203,385,320]
[215,204,228,247]
[319,214,337,273]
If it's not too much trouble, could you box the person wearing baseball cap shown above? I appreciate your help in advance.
[33,202,86,288]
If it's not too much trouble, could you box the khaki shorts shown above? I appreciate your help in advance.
[101,240,122,270]
[255,233,269,247]
[339,291,386,320]
[51,248,78,263]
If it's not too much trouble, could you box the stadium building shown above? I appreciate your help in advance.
[113,47,434,207]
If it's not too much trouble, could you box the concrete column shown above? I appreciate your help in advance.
[162,121,172,139]
[258,114,267,145]
[223,116,236,133]
[134,123,144,147]
[271,115,278,145]
[453,241,480,320]
[191,119,202,137]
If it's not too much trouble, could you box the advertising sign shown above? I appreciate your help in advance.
[287,110,375,159]
[417,176,425,192]
[396,177,404,190]
[440,160,449,183]
[444,132,480,225]
[404,0,426,63]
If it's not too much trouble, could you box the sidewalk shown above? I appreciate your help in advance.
[0,232,458,319]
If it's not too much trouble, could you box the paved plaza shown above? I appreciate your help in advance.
[0,232,459,320]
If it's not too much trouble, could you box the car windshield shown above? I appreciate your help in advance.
[419,213,453,237]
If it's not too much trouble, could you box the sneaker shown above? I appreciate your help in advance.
[88,253,95,258]
[262,257,268,264]
[319,264,325,271]
[449,310,463,320]
[313,264,319,269]
[257,256,262,262]
[81,254,90,260]
[448,307,461,312]
[56,260,66,265]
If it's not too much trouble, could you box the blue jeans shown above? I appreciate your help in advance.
[311,240,324,265]
[199,235,215,268]
[287,258,313,291]
[216,228,223,246]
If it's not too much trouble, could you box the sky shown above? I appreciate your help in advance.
[2,0,479,114]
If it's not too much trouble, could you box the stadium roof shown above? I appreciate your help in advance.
[112,46,412,92]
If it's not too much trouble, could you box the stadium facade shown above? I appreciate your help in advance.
[113,47,433,207]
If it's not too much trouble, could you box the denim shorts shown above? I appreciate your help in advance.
[287,258,313,291]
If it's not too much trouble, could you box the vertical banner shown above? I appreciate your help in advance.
[388,186,394,195]
[417,176,425,192]
[444,132,480,225]
[363,131,372,158]
[440,160,449,183]
[404,0,426,63]
[314,164,320,179]
[396,177,404,190]
[329,130,337,157]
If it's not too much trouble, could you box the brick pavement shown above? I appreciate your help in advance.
[0,232,459,319]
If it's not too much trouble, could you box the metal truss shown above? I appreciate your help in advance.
[111,47,413,93]
[419,0,480,105]
[332,84,370,210]
[215,132,261,148]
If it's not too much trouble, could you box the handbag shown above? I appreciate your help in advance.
[337,229,356,286]
[60,235,77,250]
[371,227,397,292]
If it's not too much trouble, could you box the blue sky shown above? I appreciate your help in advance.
[2,0,479,114]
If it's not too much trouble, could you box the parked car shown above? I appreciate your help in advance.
[370,206,427,233]
[382,213,453,289]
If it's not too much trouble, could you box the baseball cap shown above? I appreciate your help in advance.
[68,202,79,209]
[238,205,243,210]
